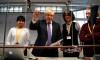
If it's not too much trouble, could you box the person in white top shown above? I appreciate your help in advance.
[6,15,30,55]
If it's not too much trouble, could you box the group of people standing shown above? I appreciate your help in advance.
[5,7,100,57]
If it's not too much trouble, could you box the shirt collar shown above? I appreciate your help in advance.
[66,22,72,26]
[46,21,52,24]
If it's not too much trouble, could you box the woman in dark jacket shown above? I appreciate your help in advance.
[61,11,81,57]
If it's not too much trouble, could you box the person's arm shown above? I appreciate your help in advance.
[74,22,82,52]
[75,22,81,45]
[29,21,40,30]
[93,19,100,38]
[32,10,40,22]
[79,24,91,42]
[75,22,81,32]
[86,23,100,38]
[24,28,30,46]
[6,28,12,45]
[86,32,100,38]
[29,10,40,30]
[93,32,100,38]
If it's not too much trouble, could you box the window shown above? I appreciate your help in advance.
[35,6,62,13]
[73,10,86,18]
[19,7,22,12]
[0,7,4,12]
[56,7,62,12]
[14,7,19,12]
[3,7,7,12]
[73,10,87,27]
[9,7,13,12]
[75,20,87,27]
[0,6,22,12]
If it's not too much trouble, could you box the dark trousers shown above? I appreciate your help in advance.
[83,47,94,57]
[41,48,58,57]
[63,52,79,57]
[24,49,27,56]
[95,47,100,54]
[4,58,23,60]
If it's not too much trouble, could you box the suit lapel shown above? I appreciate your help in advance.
[43,20,48,36]
[52,22,55,40]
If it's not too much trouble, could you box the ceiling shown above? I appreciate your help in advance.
[1,0,100,5]
[0,0,100,11]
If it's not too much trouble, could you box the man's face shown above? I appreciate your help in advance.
[45,12,54,23]
[86,9,91,20]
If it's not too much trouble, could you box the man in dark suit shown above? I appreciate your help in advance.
[29,8,62,57]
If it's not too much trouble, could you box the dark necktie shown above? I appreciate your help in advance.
[47,23,52,46]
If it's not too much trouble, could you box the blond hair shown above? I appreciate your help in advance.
[45,8,55,15]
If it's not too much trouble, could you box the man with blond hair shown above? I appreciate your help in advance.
[29,8,62,57]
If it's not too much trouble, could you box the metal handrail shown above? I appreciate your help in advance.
[0,45,100,48]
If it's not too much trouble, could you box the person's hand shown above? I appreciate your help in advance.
[85,33,92,38]
[87,34,92,37]
[77,47,82,52]
[50,42,61,46]
[59,44,64,51]
[33,10,40,22]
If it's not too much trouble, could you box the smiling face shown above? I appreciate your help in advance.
[65,14,72,23]
[63,11,75,24]
[16,16,25,28]
[44,8,55,23]
[17,20,25,28]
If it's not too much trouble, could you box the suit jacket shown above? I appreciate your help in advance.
[29,20,61,57]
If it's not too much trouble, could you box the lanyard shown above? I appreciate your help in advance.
[16,28,23,43]
[88,23,95,34]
